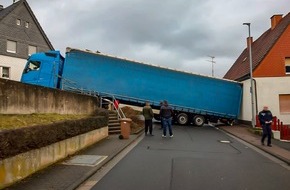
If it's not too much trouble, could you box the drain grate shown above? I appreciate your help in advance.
[63,155,108,167]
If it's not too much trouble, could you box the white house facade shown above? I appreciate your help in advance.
[240,77,290,125]
[0,55,26,81]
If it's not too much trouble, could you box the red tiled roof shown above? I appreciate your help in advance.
[224,13,290,81]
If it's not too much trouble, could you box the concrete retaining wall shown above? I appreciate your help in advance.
[0,126,108,189]
[0,78,99,114]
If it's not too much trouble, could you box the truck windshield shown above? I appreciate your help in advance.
[24,60,41,73]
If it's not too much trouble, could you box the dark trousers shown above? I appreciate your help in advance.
[261,124,272,145]
[145,119,153,134]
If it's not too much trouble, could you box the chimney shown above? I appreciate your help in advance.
[0,5,3,10]
[271,14,283,30]
[246,37,253,49]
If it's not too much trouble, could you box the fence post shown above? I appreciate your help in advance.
[256,115,260,128]
[272,117,276,130]
[281,122,284,140]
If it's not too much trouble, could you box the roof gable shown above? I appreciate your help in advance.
[0,0,54,50]
[224,13,290,81]
[0,1,20,20]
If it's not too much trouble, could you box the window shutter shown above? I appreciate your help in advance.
[7,41,16,53]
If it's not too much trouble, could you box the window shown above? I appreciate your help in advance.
[24,61,41,73]
[28,45,37,56]
[279,94,290,114]
[1,67,10,78]
[16,19,21,25]
[285,57,290,74]
[25,21,29,28]
[7,40,16,53]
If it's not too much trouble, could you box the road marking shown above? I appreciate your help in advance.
[219,140,231,143]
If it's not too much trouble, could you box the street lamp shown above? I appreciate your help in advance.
[243,22,255,128]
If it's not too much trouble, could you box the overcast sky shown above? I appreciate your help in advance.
[1,0,290,77]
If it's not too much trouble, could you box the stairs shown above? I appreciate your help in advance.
[108,112,121,135]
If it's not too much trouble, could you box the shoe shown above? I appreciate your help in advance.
[267,144,272,147]
[162,135,166,138]
[170,135,173,138]
[261,142,265,146]
[150,134,154,136]
[145,133,148,136]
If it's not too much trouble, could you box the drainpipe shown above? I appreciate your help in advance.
[253,78,258,115]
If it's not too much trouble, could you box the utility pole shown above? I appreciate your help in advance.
[243,22,255,128]
[207,55,215,77]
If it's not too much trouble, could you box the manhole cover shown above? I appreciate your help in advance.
[219,140,231,144]
[63,155,107,167]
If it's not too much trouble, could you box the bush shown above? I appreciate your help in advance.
[0,116,107,160]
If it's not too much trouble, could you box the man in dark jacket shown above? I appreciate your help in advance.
[258,106,273,147]
[160,100,174,138]
[142,101,154,136]
[159,101,164,130]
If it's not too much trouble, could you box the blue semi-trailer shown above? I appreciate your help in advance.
[21,47,242,126]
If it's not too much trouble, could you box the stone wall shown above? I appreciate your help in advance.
[0,126,108,189]
[0,78,100,114]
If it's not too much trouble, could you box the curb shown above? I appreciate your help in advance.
[66,132,144,190]
[219,127,290,166]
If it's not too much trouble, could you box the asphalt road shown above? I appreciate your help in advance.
[90,124,290,190]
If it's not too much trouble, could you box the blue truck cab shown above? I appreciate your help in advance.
[21,51,64,89]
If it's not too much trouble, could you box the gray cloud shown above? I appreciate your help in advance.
[1,0,289,77]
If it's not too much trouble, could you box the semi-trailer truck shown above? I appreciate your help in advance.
[21,47,242,126]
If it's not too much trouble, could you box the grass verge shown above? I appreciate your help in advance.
[0,113,89,130]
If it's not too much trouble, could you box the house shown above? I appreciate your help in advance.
[224,13,290,125]
[0,0,53,81]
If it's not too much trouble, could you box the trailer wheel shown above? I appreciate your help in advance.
[193,115,205,126]
[177,113,188,125]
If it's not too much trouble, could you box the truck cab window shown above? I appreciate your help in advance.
[24,61,41,73]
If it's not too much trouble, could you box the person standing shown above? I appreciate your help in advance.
[142,101,154,136]
[159,101,164,130]
[258,106,273,147]
[160,100,174,138]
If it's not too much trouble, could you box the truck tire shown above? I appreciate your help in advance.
[177,113,188,125]
[193,115,205,126]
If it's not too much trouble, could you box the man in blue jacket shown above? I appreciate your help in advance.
[258,106,273,147]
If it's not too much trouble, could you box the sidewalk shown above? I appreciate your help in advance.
[218,125,290,165]
[5,134,142,190]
